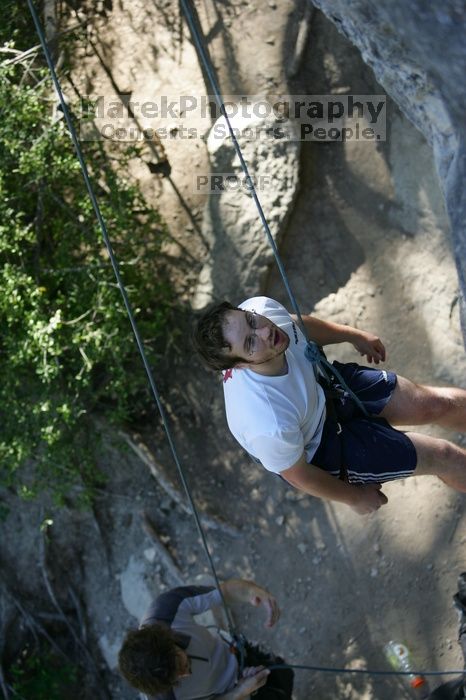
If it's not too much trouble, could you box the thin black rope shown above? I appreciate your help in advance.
[27,0,235,635]
[179,0,369,416]
[269,662,465,678]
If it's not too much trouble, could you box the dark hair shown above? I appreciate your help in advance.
[192,300,246,371]
[118,623,180,695]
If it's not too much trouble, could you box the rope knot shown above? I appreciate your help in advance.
[304,341,321,364]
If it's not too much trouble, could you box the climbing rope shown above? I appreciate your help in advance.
[269,662,465,678]
[179,0,368,416]
[27,0,236,637]
[28,0,465,685]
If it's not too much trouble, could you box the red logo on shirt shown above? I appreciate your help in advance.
[223,368,233,383]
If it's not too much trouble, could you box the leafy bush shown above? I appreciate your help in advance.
[0,27,175,503]
[10,650,78,700]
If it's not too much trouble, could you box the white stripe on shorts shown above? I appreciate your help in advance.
[347,468,415,484]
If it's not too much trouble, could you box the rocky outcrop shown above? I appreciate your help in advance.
[192,109,301,308]
[310,0,466,338]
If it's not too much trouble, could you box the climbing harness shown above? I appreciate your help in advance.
[28,0,464,684]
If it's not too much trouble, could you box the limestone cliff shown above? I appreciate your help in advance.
[311,0,466,337]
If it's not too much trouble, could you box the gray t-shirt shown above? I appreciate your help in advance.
[140,586,238,700]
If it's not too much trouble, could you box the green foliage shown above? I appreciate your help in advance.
[0,1,39,49]
[10,651,78,700]
[0,40,175,502]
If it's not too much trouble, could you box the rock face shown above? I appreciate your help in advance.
[192,108,301,308]
[310,0,466,338]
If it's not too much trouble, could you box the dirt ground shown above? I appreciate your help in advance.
[3,2,466,699]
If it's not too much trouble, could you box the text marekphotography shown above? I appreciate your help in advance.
[78,94,386,143]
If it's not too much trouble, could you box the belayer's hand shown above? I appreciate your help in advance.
[248,583,280,627]
[234,667,270,698]
[220,579,280,627]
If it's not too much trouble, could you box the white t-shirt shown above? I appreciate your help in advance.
[223,297,326,473]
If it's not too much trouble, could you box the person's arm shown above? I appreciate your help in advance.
[219,579,280,627]
[290,314,386,364]
[210,582,277,698]
[281,453,388,515]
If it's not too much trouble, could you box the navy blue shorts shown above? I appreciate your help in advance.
[311,361,417,484]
